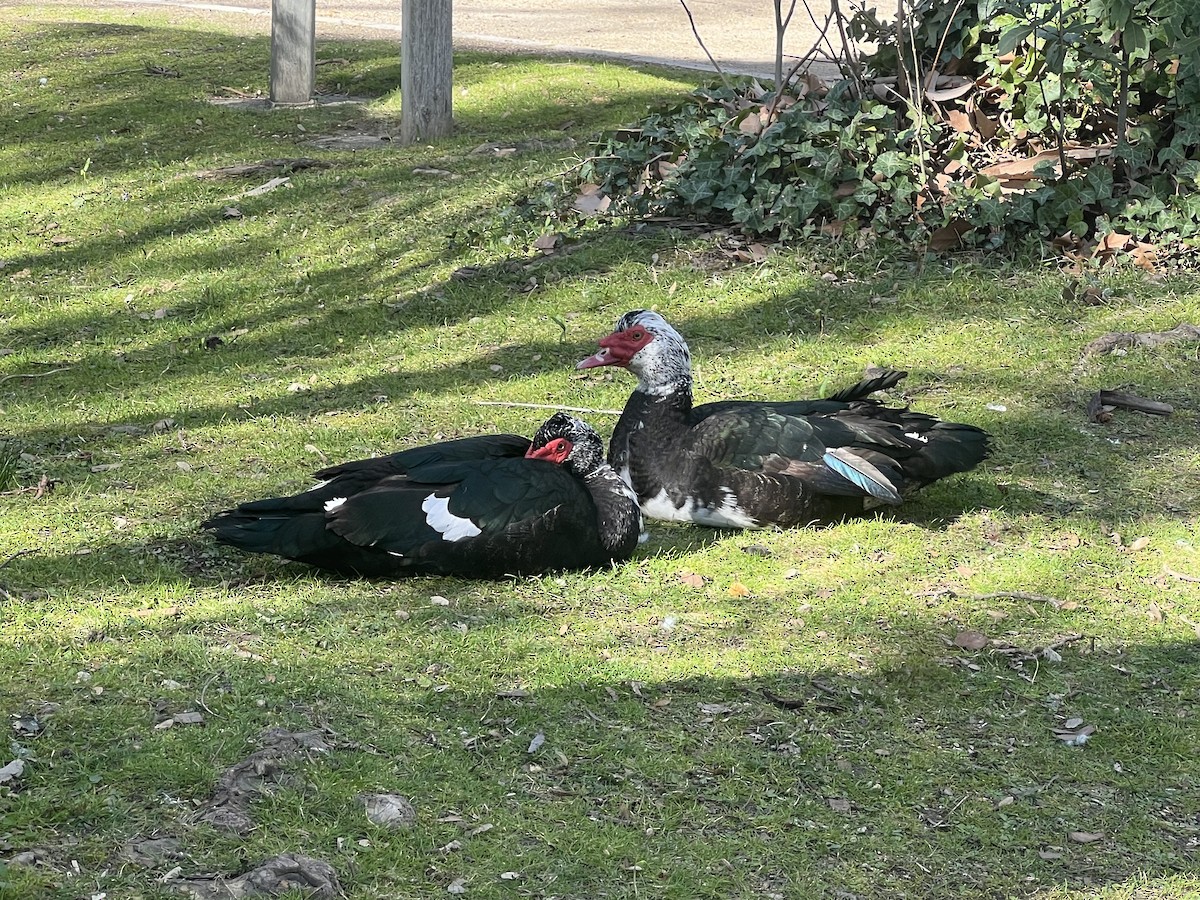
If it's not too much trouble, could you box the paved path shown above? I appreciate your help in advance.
[79,0,840,80]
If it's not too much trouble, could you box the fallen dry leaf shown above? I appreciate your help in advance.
[0,759,25,784]
[678,570,705,588]
[727,581,750,598]
[929,219,972,250]
[1070,830,1105,844]
[362,793,417,828]
[953,630,988,651]
[447,877,468,894]
[946,109,973,133]
[828,797,851,813]
[532,233,559,254]
[572,183,611,216]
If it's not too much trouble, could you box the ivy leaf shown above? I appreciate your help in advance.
[874,150,912,177]
[997,24,1034,56]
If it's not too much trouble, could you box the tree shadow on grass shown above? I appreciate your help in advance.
[1,577,1197,898]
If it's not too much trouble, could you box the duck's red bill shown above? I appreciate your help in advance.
[576,349,612,369]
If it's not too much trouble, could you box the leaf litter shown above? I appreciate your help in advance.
[196,727,333,832]
[172,853,340,900]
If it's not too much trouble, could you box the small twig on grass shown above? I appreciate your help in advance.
[916,588,1069,606]
[473,400,623,415]
[1164,565,1200,583]
[0,474,53,499]
[943,792,971,822]
[0,367,73,385]
[1041,633,1086,652]
[0,549,37,570]
[678,0,732,90]
[966,591,1067,605]
[197,671,221,717]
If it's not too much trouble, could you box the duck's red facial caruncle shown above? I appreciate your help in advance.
[576,324,654,369]
[526,437,573,463]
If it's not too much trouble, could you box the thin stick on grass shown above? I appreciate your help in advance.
[0,548,37,570]
[1163,565,1200,583]
[917,588,1072,606]
[473,400,623,415]
[0,367,73,385]
[1041,633,1086,652]
[967,591,1068,604]
[197,671,221,717]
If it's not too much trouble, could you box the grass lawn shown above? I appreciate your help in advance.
[1,4,1199,898]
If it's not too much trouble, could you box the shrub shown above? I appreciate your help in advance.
[561,0,1200,258]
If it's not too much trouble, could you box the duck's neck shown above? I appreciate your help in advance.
[639,370,693,409]
[583,467,644,554]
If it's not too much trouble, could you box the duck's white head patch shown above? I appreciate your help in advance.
[421,493,482,541]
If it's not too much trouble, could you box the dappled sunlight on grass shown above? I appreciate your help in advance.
[2,6,1199,899]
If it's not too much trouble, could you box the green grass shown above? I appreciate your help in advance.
[2,5,1200,899]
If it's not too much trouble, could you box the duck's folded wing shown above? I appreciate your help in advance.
[324,458,587,553]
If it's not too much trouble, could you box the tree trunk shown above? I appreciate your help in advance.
[270,0,316,106]
[401,0,454,144]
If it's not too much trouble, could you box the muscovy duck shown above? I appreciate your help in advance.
[201,412,642,577]
[576,310,990,529]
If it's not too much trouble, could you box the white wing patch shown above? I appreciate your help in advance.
[421,493,482,541]
[904,431,930,443]
[305,478,333,493]
[640,487,759,529]
[324,497,347,513]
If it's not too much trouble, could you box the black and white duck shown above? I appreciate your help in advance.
[577,310,990,529]
[202,412,643,577]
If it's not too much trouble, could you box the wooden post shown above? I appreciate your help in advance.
[400,0,453,143]
[270,0,316,106]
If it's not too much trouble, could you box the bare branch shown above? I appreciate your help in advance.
[772,0,800,88]
[678,0,732,90]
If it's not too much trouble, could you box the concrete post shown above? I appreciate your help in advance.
[400,0,454,143]
[270,0,316,106]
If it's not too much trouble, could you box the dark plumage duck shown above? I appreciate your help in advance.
[201,413,642,577]
[577,310,990,529]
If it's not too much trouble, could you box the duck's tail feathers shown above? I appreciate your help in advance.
[902,421,992,490]
[201,508,335,561]
[824,369,908,403]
